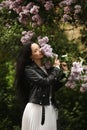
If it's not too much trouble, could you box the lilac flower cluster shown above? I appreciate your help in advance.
[37,0,54,11]
[37,36,58,69]
[0,0,22,11]
[21,31,35,45]
[0,0,54,26]
[66,62,87,92]
[38,36,53,57]
[59,0,81,22]
[0,0,42,26]
[74,5,81,14]
[44,1,54,11]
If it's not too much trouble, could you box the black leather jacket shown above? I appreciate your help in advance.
[24,62,65,107]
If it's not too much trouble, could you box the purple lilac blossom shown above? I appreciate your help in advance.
[21,36,30,45]
[38,36,49,45]
[18,17,29,25]
[0,1,42,26]
[18,6,31,24]
[66,62,83,88]
[1,0,22,9]
[66,0,73,6]
[19,8,30,16]
[40,45,53,57]
[59,1,68,7]
[32,14,43,26]
[21,31,35,45]
[9,1,21,10]
[65,80,76,89]
[26,2,34,10]
[44,1,54,11]
[69,62,83,81]
[18,14,29,25]
[64,6,71,14]
[14,6,22,14]
[71,62,83,74]
[66,62,87,92]
[62,14,72,22]
[59,0,81,23]
[71,74,80,81]
[66,0,77,5]
[38,36,53,57]
[80,83,87,92]
[59,0,76,7]
[0,0,11,8]
[74,5,81,14]
[30,5,40,14]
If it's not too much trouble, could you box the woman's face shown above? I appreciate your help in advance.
[31,43,44,60]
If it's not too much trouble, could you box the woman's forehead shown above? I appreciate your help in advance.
[31,43,40,50]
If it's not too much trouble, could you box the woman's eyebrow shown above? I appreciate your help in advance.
[33,47,39,52]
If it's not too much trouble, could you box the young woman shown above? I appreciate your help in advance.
[15,42,68,130]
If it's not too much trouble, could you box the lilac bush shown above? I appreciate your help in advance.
[0,0,86,26]
[0,0,54,26]
[59,0,82,23]
[66,61,87,92]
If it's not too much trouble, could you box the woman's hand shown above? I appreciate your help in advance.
[53,57,68,71]
[53,58,60,68]
[61,62,68,71]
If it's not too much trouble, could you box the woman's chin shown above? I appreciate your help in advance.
[40,54,44,58]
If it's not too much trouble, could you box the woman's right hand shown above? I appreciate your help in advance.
[53,58,60,68]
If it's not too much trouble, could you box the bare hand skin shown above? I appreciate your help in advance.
[61,62,68,71]
[54,59,60,66]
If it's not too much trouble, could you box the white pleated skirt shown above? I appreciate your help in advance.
[21,103,58,130]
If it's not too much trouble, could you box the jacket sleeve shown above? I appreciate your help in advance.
[25,66,63,86]
[54,68,69,90]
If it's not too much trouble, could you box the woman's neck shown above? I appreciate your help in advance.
[34,60,43,67]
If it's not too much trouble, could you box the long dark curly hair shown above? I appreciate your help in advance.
[15,43,33,107]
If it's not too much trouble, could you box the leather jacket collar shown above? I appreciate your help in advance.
[29,62,48,76]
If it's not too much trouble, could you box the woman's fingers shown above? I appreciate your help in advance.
[54,59,60,66]
[61,62,68,71]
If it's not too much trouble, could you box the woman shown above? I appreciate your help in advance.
[15,42,68,130]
